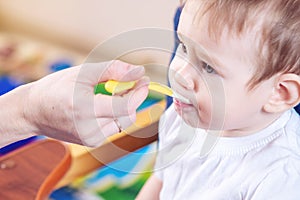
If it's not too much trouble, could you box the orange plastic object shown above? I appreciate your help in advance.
[0,139,71,200]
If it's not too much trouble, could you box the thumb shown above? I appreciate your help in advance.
[94,77,149,117]
[78,60,145,85]
[126,76,150,113]
[101,60,146,82]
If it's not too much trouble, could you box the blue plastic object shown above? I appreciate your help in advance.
[50,60,72,72]
[0,75,23,95]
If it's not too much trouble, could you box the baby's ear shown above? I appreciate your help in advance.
[263,73,300,113]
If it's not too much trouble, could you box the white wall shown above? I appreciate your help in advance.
[0,0,178,52]
[0,0,179,82]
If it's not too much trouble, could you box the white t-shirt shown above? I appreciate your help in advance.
[154,105,300,200]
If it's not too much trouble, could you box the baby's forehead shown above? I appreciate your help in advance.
[181,0,300,88]
[178,1,265,71]
[181,0,270,43]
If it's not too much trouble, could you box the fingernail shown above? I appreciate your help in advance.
[128,65,145,76]
[141,76,150,84]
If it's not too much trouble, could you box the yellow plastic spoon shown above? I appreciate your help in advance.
[104,80,190,104]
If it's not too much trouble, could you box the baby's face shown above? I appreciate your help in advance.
[169,2,276,136]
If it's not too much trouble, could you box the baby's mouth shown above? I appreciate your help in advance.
[173,98,191,108]
[173,92,192,108]
[173,91,191,104]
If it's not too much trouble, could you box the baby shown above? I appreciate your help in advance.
[137,0,300,199]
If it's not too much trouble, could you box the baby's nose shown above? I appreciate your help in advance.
[174,65,194,90]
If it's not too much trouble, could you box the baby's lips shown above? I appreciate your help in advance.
[173,91,191,104]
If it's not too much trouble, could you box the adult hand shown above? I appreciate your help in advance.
[21,60,149,147]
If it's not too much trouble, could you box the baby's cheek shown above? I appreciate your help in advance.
[194,97,215,125]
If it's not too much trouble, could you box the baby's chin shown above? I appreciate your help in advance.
[183,118,200,128]
[181,113,224,131]
[175,107,207,129]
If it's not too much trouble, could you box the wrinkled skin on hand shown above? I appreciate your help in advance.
[24,60,149,147]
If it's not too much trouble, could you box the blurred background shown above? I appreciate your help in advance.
[0,1,179,199]
[0,0,178,84]
[0,0,177,51]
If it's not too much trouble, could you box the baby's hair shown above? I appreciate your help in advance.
[185,0,300,89]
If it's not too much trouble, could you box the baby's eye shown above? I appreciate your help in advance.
[179,42,187,54]
[202,62,216,74]
[205,64,215,73]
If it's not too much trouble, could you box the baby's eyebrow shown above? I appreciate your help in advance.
[195,49,224,75]
[177,32,215,63]
[195,49,217,66]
